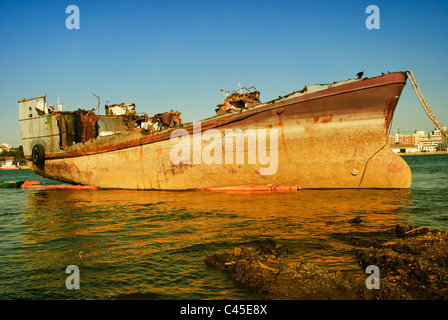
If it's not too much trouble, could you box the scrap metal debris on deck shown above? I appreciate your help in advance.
[34,84,264,151]
[215,86,261,115]
[48,101,184,148]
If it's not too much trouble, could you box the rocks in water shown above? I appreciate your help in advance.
[395,222,414,236]
[205,241,286,292]
[395,222,431,238]
[205,240,366,300]
[353,223,448,299]
[349,216,363,224]
[206,224,448,300]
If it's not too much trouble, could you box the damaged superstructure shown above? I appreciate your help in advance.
[215,86,261,115]
[19,96,183,168]
[29,99,183,146]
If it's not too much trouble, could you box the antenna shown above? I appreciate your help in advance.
[220,89,227,100]
[93,93,100,114]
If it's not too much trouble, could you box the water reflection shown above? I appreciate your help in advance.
[9,187,413,299]
[22,188,413,240]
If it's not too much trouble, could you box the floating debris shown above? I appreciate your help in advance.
[21,180,98,190]
[0,180,25,188]
[79,251,84,265]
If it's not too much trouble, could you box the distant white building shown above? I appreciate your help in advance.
[417,141,436,152]
[390,127,447,152]
[432,127,446,136]
[390,144,419,153]
[0,156,15,168]
[414,130,426,137]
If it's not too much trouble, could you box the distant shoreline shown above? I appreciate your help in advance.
[399,151,448,156]
[0,166,30,170]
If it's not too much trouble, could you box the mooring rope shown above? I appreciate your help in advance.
[406,70,448,137]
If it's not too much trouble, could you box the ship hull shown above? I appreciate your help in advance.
[19,72,411,189]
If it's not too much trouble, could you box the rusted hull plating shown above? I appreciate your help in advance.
[18,72,411,190]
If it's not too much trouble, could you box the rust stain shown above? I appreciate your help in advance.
[155,162,195,181]
[156,162,194,187]
[320,115,334,124]
[277,113,288,156]
[78,110,99,142]
[42,160,86,185]
[388,159,403,173]
[156,174,161,189]
[170,162,193,174]
[277,112,284,127]
[47,116,54,151]
[383,98,396,129]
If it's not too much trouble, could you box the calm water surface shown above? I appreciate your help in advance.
[1,154,447,299]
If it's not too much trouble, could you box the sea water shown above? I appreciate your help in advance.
[0,154,447,299]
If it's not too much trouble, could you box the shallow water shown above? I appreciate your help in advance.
[0,154,447,299]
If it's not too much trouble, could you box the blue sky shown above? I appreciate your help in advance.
[1,0,447,146]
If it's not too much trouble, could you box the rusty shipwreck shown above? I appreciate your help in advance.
[18,72,412,190]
